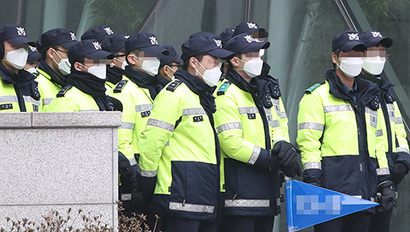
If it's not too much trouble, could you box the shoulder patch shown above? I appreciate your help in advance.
[166,79,182,92]
[217,81,231,96]
[113,80,128,93]
[305,82,324,94]
[56,85,73,97]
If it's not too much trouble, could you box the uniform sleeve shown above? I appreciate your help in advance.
[393,101,410,166]
[375,108,389,182]
[214,92,271,168]
[137,90,182,176]
[296,93,324,183]
[277,97,290,142]
[48,96,78,112]
[109,90,136,161]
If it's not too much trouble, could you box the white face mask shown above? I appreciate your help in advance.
[363,56,386,76]
[51,49,71,76]
[237,57,264,78]
[26,67,37,74]
[82,63,107,80]
[259,49,265,57]
[133,55,160,76]
[194,58,222,87]
[337,57,364,78]
[5,47,28,70]
[114,57,127,70]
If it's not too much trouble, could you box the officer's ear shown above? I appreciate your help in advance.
[127,53,136,66]
[189,57,198,69]
[230,56,240,67]
[73,61,84,72]
[331,52,339,65]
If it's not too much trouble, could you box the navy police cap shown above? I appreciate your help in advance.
[125,32,168,56]
[68,39,113,65]
[158,45,182,68]
[0,24,35,46]
[220,27,234,46]
[27,46,41,63]
[332,30,366,53]
[361,30,392,48]
[36,28,77,52]
[233,21,268,38]
[181,32,234,61]
[225,33,270,54]
[101,33,129,53]
[81,25,114,43]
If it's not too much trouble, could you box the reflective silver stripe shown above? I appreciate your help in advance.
[365,107,378,116]
[238,106,259,115]
[303,162,321,170]
[324,105,353,113]
[271,120,280,128]
[137,165,157,177]
[42,98,53,106]
[129,157,137,166]
[272,99,280,105]
[397,147,409,153]
[386,103,394,111]
[147,119,174,132]
[121,194,132,201]
[225,199,270,208]
[216,122,242,134]
[120,122,135,130]
[23,96,40,105]
[375,129,383,137]
[0,95,18,103]
[280,111,287,119]
[135,104,152,112]
[182,108,206,116]
[395,117,403,124]
[169,202,214,213]
[248,146,262,165]
[298,122,324,131]
[377,168,390,175]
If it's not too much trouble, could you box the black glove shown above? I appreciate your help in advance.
[376,180,396,213]
[118,152,132,179]
[272,141,302,178]
[391,162,409,185]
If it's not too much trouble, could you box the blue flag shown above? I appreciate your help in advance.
[286,179,379,232]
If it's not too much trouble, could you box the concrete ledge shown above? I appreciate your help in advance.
[0,112,31,128]
[32,112,122,128]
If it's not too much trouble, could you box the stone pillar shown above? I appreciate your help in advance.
[0,112,121,230]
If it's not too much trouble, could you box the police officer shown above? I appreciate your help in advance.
[137,32,233,232]
[232,21,269,57]
[24,46,40,74]
[0,24,40,112]
[108,33,168,218]
[219,28,234,74]
[360,30,410,232]
[156,44,182,89]
[48,39,116,112]
[36,28,77,111]
[101,33,129,93]
[214,33,300,232]
[297,30,394,232]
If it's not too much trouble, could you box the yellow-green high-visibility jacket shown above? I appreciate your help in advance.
[48,85,100,112]
[36,67,64,112]
[297,70,388,201]
[138,70,219,220]
[108,73,154,163]
[0,69,40,112]
[214,69,288,216]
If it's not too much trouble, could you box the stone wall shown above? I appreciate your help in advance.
[0,112,121,230]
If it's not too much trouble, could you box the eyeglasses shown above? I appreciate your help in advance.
[53,48,68,54]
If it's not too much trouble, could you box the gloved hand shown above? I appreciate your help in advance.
[271,141,302,178]
[118,152,132,179]
[391,162,409,185]
[376,180,396,213]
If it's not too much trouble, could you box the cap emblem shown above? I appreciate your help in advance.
[371,31,382,38]
[70,32,77,40]
[16,27,26,36]
[149,36,158,45]
[214,39,222,48]
[348,33,359,41]
[104,27,114,35]
[247,22,258,29]
[244,34,257,43]
[92,41,102,50]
